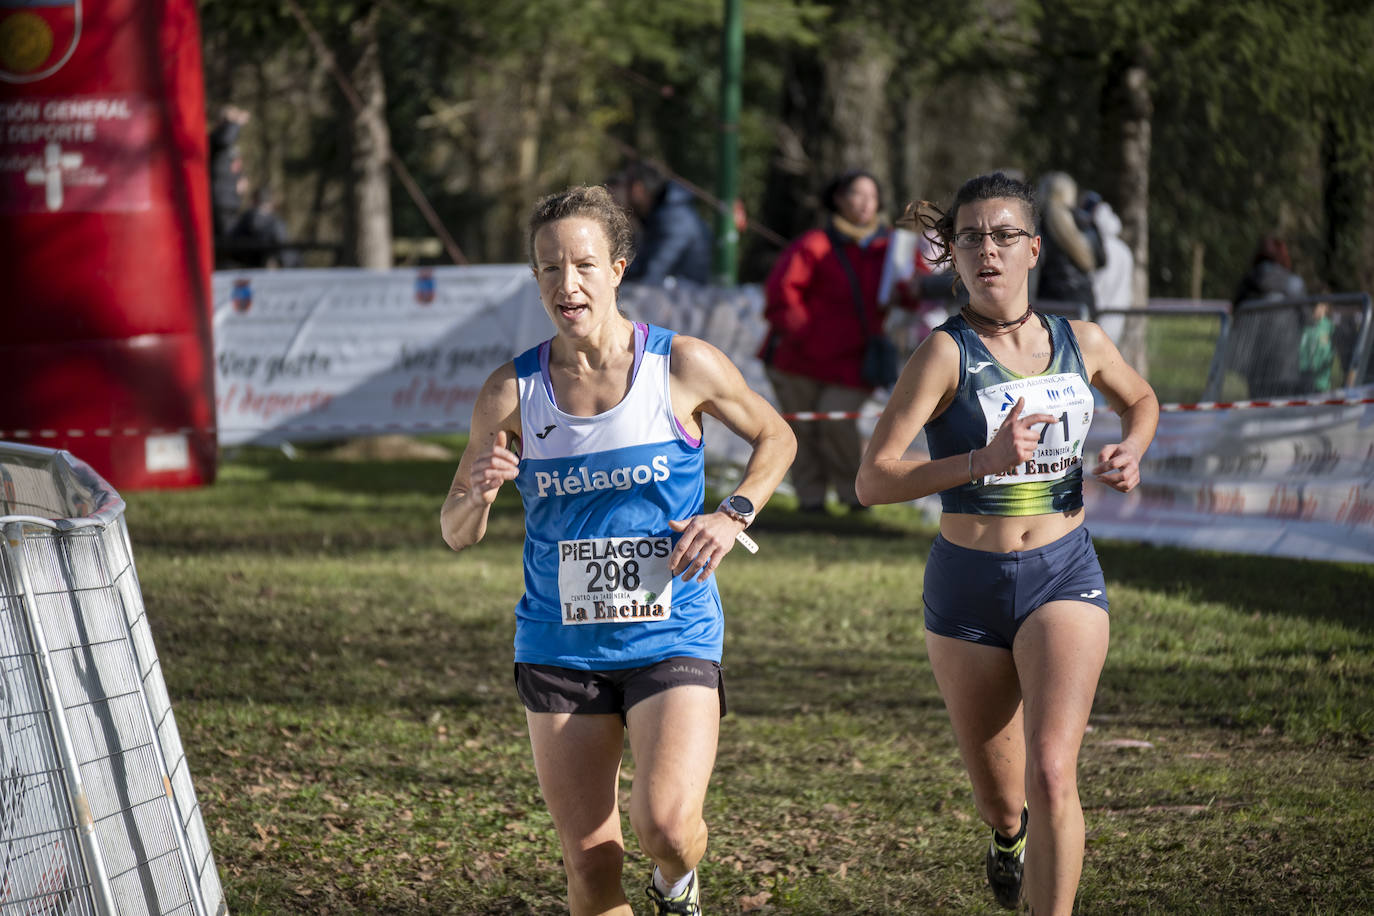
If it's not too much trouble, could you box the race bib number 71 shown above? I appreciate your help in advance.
[557,536,675,625]
[975,373,1094,485]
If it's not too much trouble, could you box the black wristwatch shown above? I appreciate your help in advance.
[719,494,756,527]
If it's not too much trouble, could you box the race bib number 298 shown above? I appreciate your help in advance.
[975,372,1094,485]
[557,536,675,625]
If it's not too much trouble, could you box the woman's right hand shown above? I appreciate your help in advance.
[468,430,520,505]
[979,397,1055,477]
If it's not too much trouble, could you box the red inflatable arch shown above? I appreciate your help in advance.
[0,0,216,489]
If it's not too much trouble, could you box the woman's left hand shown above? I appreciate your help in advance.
[667,512,741,583]
[1093,442,1142,492]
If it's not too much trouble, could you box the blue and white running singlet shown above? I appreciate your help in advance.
[511,323,724,669]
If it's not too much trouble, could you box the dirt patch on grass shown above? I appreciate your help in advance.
[322,435,456,462]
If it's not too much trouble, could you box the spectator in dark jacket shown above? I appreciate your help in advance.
[1232,235,1306,308]
[209,105,250,242]
[1032,171,1104,314]
[617,161,714,286]
[1230,234,1307,396]
[229,188,300,269]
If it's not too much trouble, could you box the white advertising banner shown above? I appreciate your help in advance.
[1082,388,1374,563]
[212,266,552,446]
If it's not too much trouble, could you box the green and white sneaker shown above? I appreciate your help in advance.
[645,868,701,916]
[985,807,1027,910]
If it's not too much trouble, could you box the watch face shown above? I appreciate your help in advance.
[728,494,755,516]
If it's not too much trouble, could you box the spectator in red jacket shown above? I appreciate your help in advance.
[760,169,910,514]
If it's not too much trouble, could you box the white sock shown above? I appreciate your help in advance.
[653,867,694,898]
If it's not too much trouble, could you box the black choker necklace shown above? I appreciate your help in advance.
[961,304,1033,333]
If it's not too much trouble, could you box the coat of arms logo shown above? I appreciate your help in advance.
[0,0,81,84]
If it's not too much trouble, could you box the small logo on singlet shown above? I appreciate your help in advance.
[535,424,557,439]
[1080,589,1103,599]
[968,361,994,374]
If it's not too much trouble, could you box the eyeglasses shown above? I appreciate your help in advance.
[952,228,1032,249]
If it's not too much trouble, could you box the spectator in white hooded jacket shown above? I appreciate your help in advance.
[1083,192,1134,343]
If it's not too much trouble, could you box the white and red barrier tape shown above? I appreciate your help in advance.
[781,396,1374,421]
[0,423,457,439]
[1160,396,1374,411]
[2,396,1372,439]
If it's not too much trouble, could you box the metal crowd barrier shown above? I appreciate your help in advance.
[1218,292,1373,400]
[0,442,226,916]
[1092,302,1233,404]
[1039,294,1370,404]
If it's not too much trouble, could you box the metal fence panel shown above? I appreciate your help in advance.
[108,520,225,913]
[0,442,226,916]
[0,545,101,916]
[1217,293,1372,399]
[1095,304,1232,404]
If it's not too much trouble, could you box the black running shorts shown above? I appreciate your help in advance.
[515,656,726,720]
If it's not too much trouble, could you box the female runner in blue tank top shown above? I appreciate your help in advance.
[441,185,795,916]
[856,173,1158,915]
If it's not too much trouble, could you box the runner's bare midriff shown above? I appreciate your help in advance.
[940,507,1084,554]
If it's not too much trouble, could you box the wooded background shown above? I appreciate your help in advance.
[199,0,1374,302]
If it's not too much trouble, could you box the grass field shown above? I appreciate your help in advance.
[126,444,1374,915]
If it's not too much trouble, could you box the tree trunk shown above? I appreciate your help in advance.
[1103,48,1152,374]
[1321,116,1370,293]
[752,20,892,279]
[347,4,392,269]
[514,58,553,257]
[756,52,824,246]
[819,21,894,199]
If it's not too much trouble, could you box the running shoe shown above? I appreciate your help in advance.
[645,868,701,916]
[985,807,1027,910]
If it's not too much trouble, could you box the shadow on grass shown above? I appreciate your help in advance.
[154,599,519,714]
[131,518,524,556]
[1095,657,1373,741]
[1094,537,1374,634]
[752,507,932,543]
[255,455,459,496]
[130,491,528,556]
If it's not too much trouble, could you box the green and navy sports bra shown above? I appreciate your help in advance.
[925,312,1094,517]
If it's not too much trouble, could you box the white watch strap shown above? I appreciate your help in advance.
[734,529,759,554]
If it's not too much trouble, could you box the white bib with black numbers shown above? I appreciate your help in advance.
[556,535,675,625]
[975,372,1094,485]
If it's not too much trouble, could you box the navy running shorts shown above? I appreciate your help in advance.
[515,656,726,720]
[922,525,1109,649]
